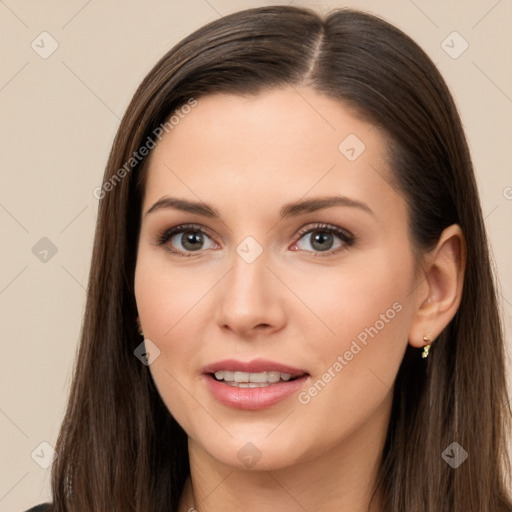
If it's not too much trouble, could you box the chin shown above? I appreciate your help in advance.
[190,429,314,472]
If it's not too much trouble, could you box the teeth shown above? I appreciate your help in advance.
[234,371,249,383]
[213,370,298,384]
[267,371,280,383]
[249,372,268,383]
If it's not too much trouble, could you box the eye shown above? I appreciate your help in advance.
[155,224,218,257]
[291,223,355,257]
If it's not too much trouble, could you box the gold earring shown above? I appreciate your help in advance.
[422,334,431,359]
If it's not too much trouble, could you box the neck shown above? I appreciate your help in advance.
[178,394,391,512]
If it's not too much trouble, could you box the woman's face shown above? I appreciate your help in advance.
[134,87,423,471]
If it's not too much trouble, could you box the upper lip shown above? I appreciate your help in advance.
[202,358,308,375]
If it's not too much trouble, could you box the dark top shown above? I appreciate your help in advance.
[25,504,52,512]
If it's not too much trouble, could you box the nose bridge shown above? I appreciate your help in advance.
[215,236,283,333]
[224,239,270,306]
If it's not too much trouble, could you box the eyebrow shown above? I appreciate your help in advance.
[145,195,374,220]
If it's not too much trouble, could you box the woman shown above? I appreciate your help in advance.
[26,5,512,512]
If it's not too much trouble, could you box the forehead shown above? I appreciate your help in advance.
[142,87,400,223]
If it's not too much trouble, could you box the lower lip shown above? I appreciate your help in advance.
[204,374,309,410]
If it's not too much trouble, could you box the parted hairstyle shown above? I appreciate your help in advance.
[48,5,512,512]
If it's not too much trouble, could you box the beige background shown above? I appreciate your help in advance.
[0,0,511,509]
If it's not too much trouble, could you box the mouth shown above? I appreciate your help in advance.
[202,359,310,410]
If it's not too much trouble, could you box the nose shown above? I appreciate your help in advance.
[214,246,287,339]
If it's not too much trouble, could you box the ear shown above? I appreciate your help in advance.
[408,224,466,349]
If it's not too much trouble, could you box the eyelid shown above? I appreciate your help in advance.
[295,222,353,241]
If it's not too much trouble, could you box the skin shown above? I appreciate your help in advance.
[134,86,465,512]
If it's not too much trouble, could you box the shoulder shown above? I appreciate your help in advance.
[24,504,52,512]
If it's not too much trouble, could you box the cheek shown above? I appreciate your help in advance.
[134,252,215,342]
[291,250,414,441]
[134,254,217,428]
[290,245,413,355]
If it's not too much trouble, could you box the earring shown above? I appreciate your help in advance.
[422,334,431,359]
[136,317,144,337]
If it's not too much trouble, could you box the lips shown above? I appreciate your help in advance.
[202,358,310,410]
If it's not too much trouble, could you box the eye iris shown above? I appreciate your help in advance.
[311,231,334,251]
[181,231,203,251]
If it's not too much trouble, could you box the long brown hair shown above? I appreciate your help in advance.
[49,6,512,511]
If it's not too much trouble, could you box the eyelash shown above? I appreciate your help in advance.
[154,223,356,258]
